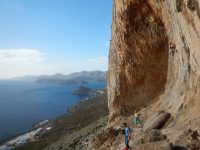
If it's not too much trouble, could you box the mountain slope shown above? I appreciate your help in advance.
[34,71,107,84]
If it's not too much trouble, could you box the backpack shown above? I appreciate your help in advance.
[122,129,125,135]
[122,127,132,135]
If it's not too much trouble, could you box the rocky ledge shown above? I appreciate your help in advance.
[89,110,200,150]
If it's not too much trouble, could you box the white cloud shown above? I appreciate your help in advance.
[0,49,44,64]
[0,49,45,79]
[0,50,108,79]
[88,57,108,65]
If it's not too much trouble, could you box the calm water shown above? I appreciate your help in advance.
[0,80,106,141]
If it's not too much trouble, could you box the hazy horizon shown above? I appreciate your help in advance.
[0,0,112,79]
[0,70,108,80]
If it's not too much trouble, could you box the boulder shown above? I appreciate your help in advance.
[143,111,170,132]
[130,136,144,147]
[134,140,172,150]
[92,127,120,149]
[142,129,166,143]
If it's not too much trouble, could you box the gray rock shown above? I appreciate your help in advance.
[130,136,144,147]
[143,111,170,132]
[134,140,172,150]
[143,129,166,143]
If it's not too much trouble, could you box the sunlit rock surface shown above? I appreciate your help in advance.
[108,0,200,126]
[95,0,200,149]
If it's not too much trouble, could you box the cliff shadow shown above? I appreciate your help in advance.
[118,0,169,117]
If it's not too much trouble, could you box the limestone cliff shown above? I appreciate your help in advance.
[108,0,200,129]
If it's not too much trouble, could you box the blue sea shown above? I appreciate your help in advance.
[0,80,106,141]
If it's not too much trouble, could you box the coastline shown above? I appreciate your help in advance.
[0,88,108,150]
[0,120,53,150]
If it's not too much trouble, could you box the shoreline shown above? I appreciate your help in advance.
[0,88,107,150]
[0,80,106,144]
[0,120,52,150]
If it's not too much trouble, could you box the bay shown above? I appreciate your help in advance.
[0,80,106,141]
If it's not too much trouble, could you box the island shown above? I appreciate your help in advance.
[73,86,92,95]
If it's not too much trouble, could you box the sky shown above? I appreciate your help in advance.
[0,0,112,79]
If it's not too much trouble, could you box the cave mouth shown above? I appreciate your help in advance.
[120,0,169,116]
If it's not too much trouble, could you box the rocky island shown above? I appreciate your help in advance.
[72,86,92,95]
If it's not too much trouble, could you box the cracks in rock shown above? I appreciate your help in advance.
[176,0,184,12]
[170,42,177,57]
[192,54,200,70]
[175,0,198,34]
[187,0,196,11]
[180,34,191,84]
[181,36,190,59]
[193,0,200,19]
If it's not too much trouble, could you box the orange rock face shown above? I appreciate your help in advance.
[108,0,200,124]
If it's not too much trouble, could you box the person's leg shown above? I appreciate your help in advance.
[125,136,127,145]
[136,118,143,129]
[125,136,129,149]
[127,139,130,148]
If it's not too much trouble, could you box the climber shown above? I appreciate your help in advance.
[134,111,143,128]
[123,122,131,150]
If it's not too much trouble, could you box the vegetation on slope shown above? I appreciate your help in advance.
[15,90,108,150]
